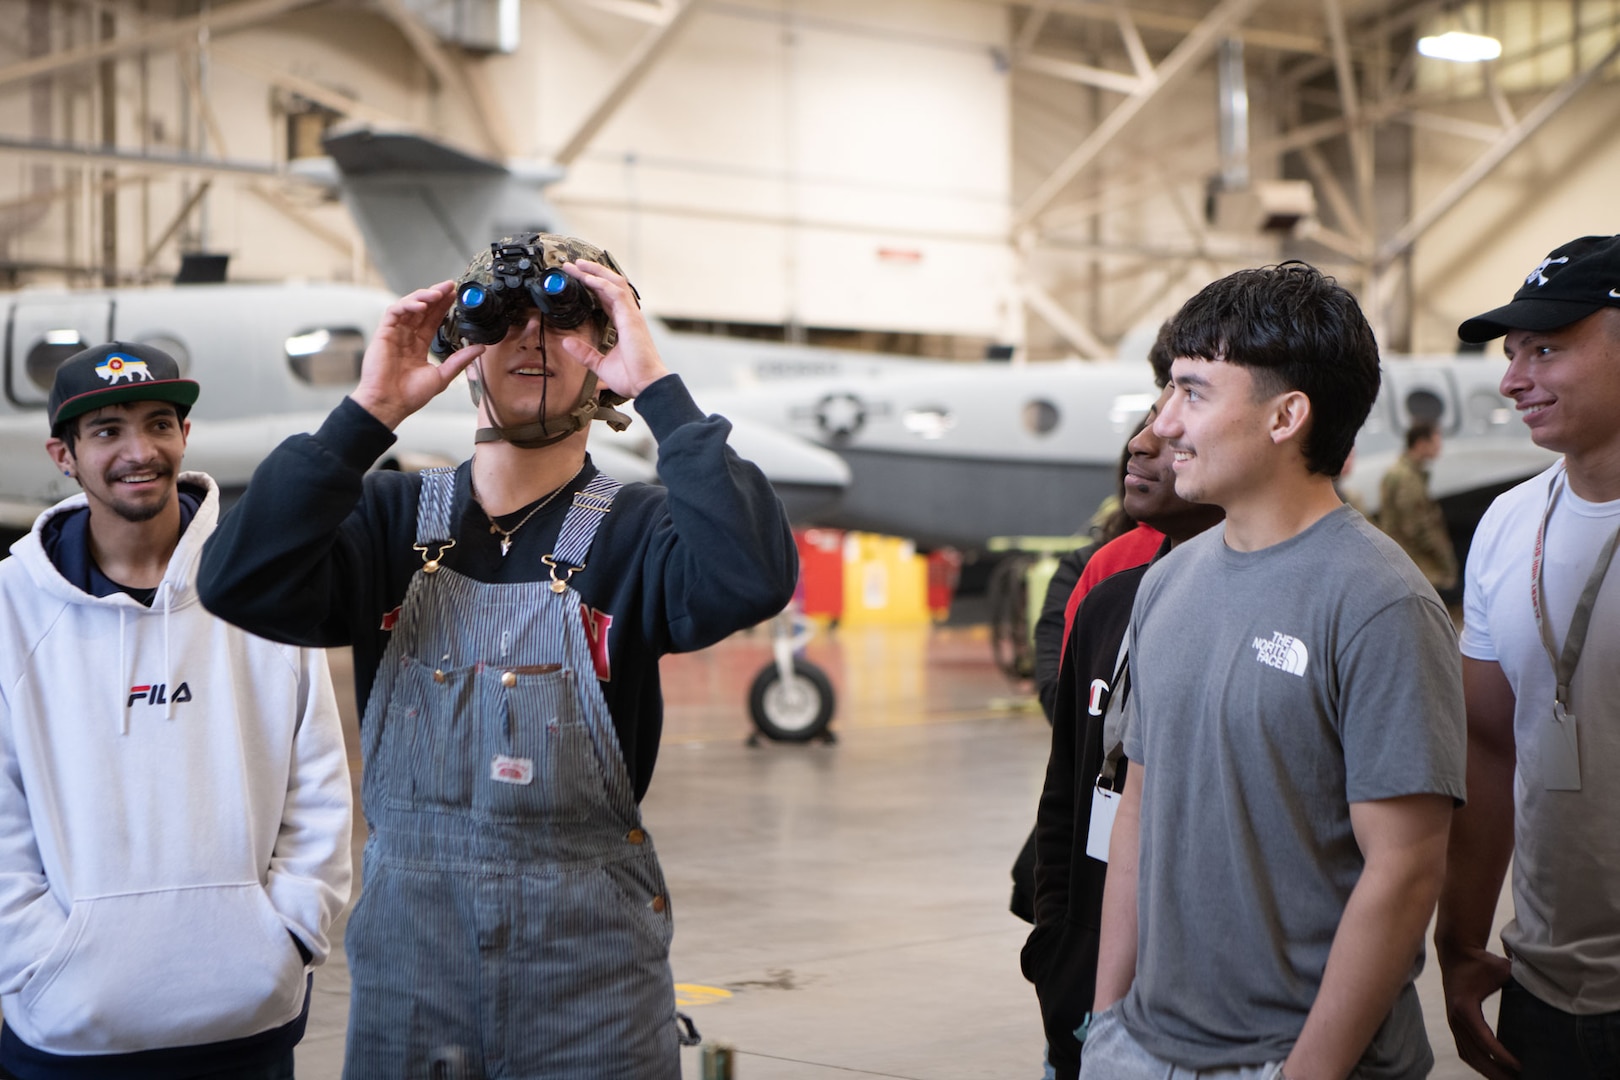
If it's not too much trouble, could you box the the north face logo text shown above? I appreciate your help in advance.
[1251,633,1309,677]
[128,682,192,707]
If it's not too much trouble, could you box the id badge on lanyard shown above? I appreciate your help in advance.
[1530,467,1620,791]
[1087,636,1132,863]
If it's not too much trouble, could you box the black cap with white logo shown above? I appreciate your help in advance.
[1458,234,1620,343]
[48,341,200,436]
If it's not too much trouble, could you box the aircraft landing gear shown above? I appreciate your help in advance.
[747,610,836,744]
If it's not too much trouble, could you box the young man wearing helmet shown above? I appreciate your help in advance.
[199,234,798,1079]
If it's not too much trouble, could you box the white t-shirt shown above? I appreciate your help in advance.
[1461,463,1620,1014]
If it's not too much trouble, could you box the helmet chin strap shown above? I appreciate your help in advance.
[470,329,633,449]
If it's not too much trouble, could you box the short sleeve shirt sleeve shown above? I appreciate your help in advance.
[1338,594,1467,804]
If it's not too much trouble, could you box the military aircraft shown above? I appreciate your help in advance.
[0,278,853,531]
[1,126,1554,558]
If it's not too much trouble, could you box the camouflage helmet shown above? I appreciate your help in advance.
[444,231,635,353]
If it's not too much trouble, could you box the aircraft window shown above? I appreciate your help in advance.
[286,327,365,385]
[1023,399,1061,436]
[137,335,190,373]
[25,330,87,392]
[1404,389,1445,425]
[902,407,955,440]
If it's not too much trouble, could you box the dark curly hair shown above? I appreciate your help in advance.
[1161,262,1380,477]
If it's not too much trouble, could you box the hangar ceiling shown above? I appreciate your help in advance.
[997,0,1620,353]
[0,0,1616,356]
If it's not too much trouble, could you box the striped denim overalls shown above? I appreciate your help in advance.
[342,469,681,1080]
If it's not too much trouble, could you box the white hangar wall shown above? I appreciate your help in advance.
[502,0,1015,339]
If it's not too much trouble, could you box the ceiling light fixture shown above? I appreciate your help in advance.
[1417,30,1503,62]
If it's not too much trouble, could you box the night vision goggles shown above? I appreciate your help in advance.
[432,232,635,357]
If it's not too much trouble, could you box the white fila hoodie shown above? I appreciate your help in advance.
[0,473,353,1057]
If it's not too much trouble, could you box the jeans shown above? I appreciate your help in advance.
[1076,1007,1284,1080]
[1498,978,1620,1080]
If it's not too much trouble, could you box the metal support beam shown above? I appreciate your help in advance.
[1395,110,1503,144]
[209,43,413,130]
[244,182,354,254]
[177,48,231,158]
[553,0,703,167]
[1112,1,1153,80]
[1013,0,1266,230]
[1018,52,1141,95]
[1379,36,1620,264]
[975,0,1325,57]
[1296,218,1364,261]
[1021,278,1110,359]
[1482,62,1519,130]
[142,180,212,269]
[1013,0,1055,56]
[0,0,324,91]
[1298,143,1364,242]
[0,134,284,178]
[1322,0,1373,260]
[0,172,152,218]
[569,0,674,25]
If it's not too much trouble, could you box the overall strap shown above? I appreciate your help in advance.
[413,466,458,572]
[542,473,622,593]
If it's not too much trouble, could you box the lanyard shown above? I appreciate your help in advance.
[1098,635,1132,785]
[1530,467,1620,708]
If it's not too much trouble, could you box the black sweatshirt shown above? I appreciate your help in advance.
[198,375,798,801]
[1021,542,1166,1080]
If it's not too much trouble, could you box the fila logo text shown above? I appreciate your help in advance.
[127,682,192,707]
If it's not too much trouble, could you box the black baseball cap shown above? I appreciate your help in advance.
[1458,234,1620,343]
[48,341,200,436]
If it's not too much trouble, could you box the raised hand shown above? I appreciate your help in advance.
[352,281,485,430]
[553,259,670,398]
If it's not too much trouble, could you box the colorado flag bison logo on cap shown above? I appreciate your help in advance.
[94,354,153,385]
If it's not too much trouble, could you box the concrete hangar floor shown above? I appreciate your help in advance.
[302,623,1508,1079]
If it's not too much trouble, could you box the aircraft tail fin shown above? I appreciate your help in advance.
[321,127,567,293]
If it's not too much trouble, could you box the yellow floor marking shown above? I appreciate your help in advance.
[675,983,734,1007]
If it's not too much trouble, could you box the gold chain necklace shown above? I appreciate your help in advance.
[471,463,585,557]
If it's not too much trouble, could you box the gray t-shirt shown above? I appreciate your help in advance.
[1119,506,1467,1078]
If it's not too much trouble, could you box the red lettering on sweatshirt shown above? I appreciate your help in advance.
[581,606,613,681]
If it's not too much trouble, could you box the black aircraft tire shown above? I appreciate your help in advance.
[748,659,836,742]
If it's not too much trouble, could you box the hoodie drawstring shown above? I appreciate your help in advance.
[118,607,129,736]
[162,583,175,721]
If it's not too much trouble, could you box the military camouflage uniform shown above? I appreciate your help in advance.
[1378,453,1458,590]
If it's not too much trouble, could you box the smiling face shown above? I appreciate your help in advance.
[471,311,594,430]
[1123,385,1226,541]
[1154,357,1297,511]
[1500,308,1620,462]
[48,401,189,523]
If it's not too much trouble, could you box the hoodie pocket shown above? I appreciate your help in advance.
[14,883,305,1055]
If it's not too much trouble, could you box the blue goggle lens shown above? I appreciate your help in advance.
[541,269,569,296]
[459,283,488,308]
